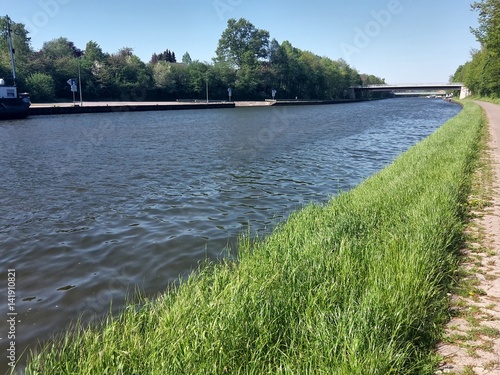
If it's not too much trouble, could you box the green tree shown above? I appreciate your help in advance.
[452,64,466,83]
[98,47,152,100]
[471,0,500,53]
[150,61,189,99]
[360,74,385,86]
[298,51,325,99]
[209,60,237,99]
[40,37,82,59]
[266,40,363,100]
[32,37,83,99]
[84,41,106,63]
[461,1,500,97]
[182,52,192,64]
[320,57,343,99]
[215,18,270,68]
[0,16,32,86]
[79,41,107,100]
[268,39,288,92]
[234,64,263,99]
[185,61,210,97]
[153,49,177,63]
[470,48,500,97]
[0,16,385,101]
[277,40,303,98]
[25,72,55,102]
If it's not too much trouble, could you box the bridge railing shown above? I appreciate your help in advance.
[352,83,464,88]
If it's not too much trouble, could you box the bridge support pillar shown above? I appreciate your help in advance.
[460,86,471,99]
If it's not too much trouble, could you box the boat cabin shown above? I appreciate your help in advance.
[0,79,17,99]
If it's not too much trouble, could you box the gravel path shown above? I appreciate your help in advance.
[437,101,500,374]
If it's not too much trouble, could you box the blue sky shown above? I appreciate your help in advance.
[4,0,480,83]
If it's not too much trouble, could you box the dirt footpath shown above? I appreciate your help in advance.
[436,101,500,374]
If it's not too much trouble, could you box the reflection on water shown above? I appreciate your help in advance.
[0,98,460,369]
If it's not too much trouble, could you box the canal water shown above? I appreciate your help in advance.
[0,98,460,370]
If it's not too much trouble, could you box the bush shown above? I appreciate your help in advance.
[26,72,55,102]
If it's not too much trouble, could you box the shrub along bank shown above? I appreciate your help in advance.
[24,102,485,374]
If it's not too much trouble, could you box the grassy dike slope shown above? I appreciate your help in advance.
[25,102,485,375]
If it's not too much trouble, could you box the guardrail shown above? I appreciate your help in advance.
[352,83,464,88]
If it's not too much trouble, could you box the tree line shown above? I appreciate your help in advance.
[453,0,500,97]
[0,17,385,102]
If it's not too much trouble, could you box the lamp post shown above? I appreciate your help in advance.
[78,55,83,105]
[206,77,209,104]
[78,58,83,106]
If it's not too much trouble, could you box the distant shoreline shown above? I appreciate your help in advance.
[27,99,364,116]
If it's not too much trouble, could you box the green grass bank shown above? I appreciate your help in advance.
[468,96,500,105]
[24,102,485,375]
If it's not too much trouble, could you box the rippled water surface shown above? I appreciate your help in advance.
[0,98,460,369]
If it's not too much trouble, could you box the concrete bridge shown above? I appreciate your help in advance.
[349,83,470,100]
